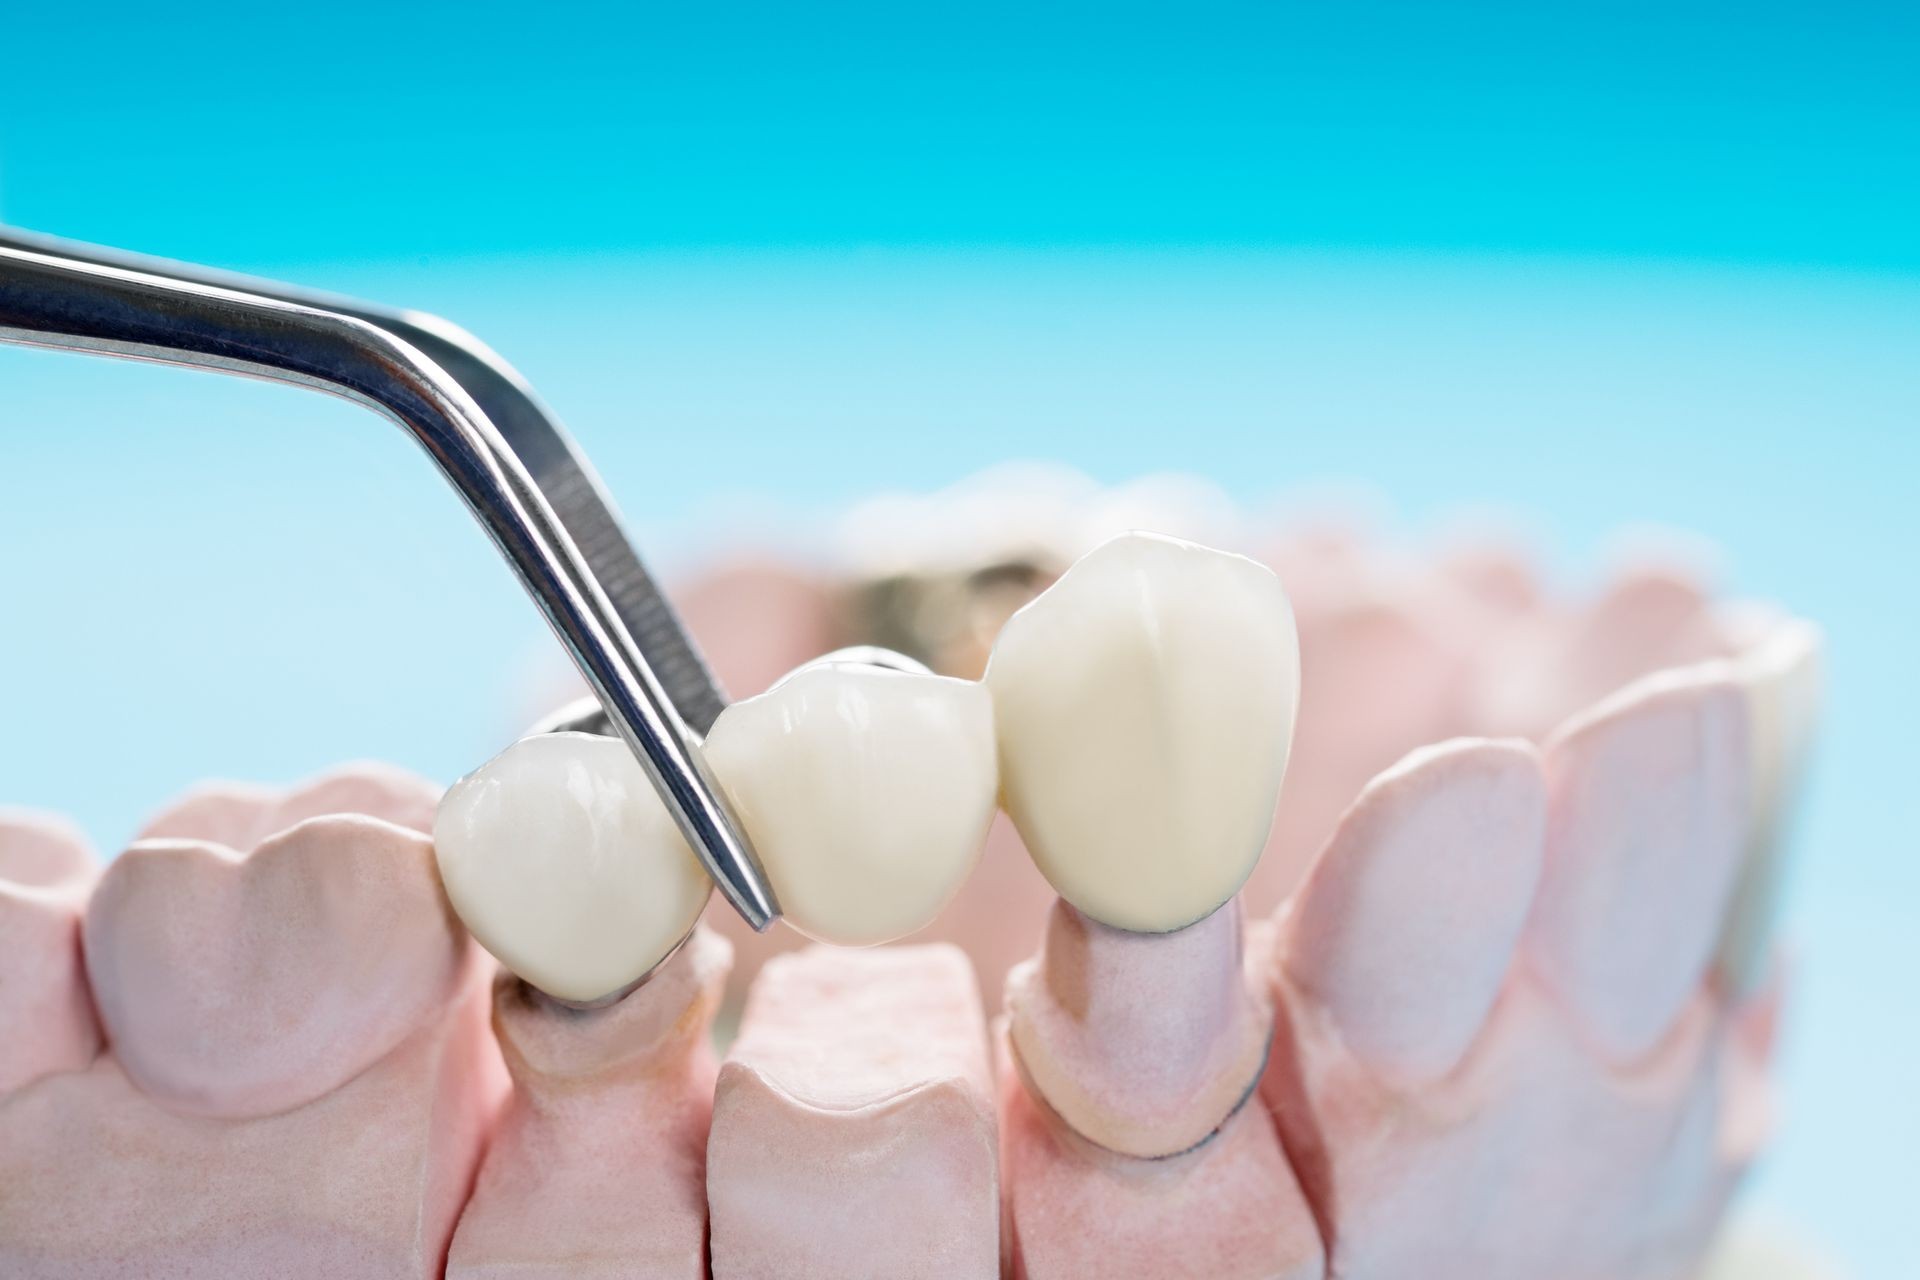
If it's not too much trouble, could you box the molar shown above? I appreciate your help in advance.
[84,812,475,1118]
[137,759,439,847]
[1,771,506,1278]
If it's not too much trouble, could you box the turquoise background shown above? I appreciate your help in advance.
[2,3,1914,1273]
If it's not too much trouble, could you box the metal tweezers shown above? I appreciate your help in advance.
[0,227,779,935]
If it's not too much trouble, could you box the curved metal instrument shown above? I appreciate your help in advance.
[0,227,779,933]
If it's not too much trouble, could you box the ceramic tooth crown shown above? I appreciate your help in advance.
[702,661,999,946]
[434,731,714,1004]
[985,531,1301,933]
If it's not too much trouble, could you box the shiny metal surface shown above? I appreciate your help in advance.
[809,645,936,676]
[0,228,779,933]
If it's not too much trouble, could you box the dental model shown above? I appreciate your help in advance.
[448,928,732,1279]
[0,468,1822,1279]
[1259,675,1776,1278]
[706,944,1000,1279]
[0,765,506,1277]
[429,658,998,1277]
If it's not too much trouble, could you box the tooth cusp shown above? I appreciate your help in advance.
[703,663,999,947]
[986,532,1301,933]
[434,733,712,1004]
[83,814,470,1118]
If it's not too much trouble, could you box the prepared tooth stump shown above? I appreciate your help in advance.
[0,476,1821,1280]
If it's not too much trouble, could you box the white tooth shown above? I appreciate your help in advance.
[1717,616,1823,993]
[433,732,712,1003]
[985,531,1300,932]
[703,662,998,946]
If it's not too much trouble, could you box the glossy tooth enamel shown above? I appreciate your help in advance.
[703,662,998,946]
[434,732,712,1003]
[986,531,1301,933]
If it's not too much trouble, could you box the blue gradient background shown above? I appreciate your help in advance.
[1,3,1914,1273]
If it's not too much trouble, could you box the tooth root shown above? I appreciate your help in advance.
[434,733,714,1003]
[986,532,1301,933]
[1527,665,1751,1061]
[137,761,440,849]
[706,945,999,1280]
[1006,898,1269,1158]
[0,810,101,1095]
[1711,617,1822,997]
[449,928,732,1277]
[1281,739,1546,1084]
[997,1031,1325,1280]
[83,813,474,1118]
[702,662,998,947]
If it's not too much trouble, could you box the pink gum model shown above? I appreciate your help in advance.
[1261,673,1776,1278]
[999,902,1323,1279]
[706,944,1001,1279]
[448,928,731,1279]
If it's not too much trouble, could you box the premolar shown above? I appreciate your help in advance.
[703,661,998,946]
[435,732,713,1004]
[985,532,1301,933]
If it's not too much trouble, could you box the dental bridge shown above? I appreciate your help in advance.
[0,232,1822,1280]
